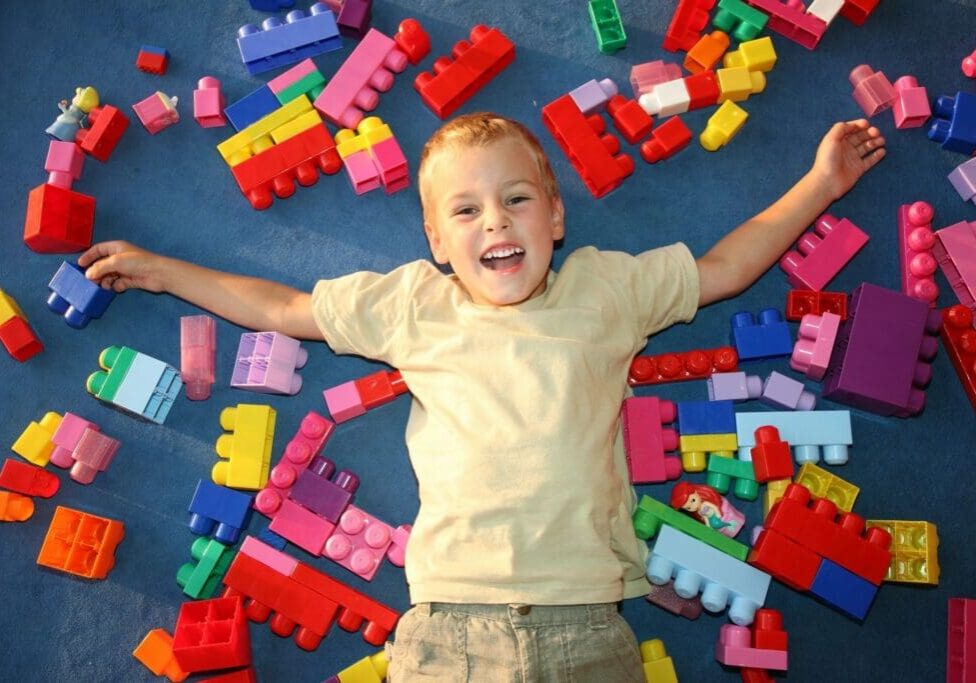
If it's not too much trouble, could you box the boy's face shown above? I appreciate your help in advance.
[423,137,565,307]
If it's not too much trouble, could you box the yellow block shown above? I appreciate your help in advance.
[723,35,777,72]
[270,108,322,145]
[716,66,766,103]
[336,650,388,683]
[700,100,748,152]
[640,639,678,683]
[214,404,275,490]
[0,288,27,325]
[794,462,859,512]
[358,116,393,147]
[217,95,312,166]
[12,412,62,467]
[335,127,370,159]
[763,478,790,519]
[679,433,736,472]
[866,520,940,585]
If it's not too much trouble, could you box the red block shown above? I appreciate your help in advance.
[23,182,95,253]
[663,0,718,52]
[751,608,788,651]
[199,667,258,683]
[750,426,794,482]
[640,116,693,163]
[839,0,880,25]
[0,316,44,362]
[75,105,130,162]
[136,51,169,74]
[685,71,720,109]
[354,369,408,410]
[0,458,60,497]
[628,346,738,386]
[607,95,653,145]
[747,527,820,591]
[172,596,251,673]
[393,18,430,65]
[741,669,775,683]
[941,305,976,412]
[785,289,848,321]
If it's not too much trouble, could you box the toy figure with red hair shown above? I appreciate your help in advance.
[670,482,745,538]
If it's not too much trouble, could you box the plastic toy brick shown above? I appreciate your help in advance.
[638,77,689,117]
[12,411,62,466]
[947,598,976,683]
[225,84,280,132]
[23,181,95,254]
[822,283,941,417]
[807,0,845,25]
[865,519,939,585]
[620,397,681,484]
[639,115,693,164]
[67,428,119,484]
[180,315,216,401]
[133,629,188,683]
[629,346,738,386]
[249,0,295,9]
[413,24,515,120]
[218,96,314,166]
[633,494,749,561]
[749,426,793,483]
[839,0,879,24]
[896,201,939,306]
[685,70,721,109]
[338,150,380,194]
[646,580,704,619]
[716,66,765,103]
[892,76,931,129]
[213,404,275,490]
[172,595,251,672]
[240,534,298,574]
[177,537,236,599]
[136,45,169,74]
[707,453,758,500]
[336,0,372,38]
[268,497,335,554]
[950,158,976,206]
[132,91,179,134]
[257,526,288,550]
[928,91,976,155]
[790,311,840,381]
[707,371,761,402]
[640,639,678,683]
[663,0,717,52]
[74,105,129,162]
[849,65,896,117]
[730,309,791,361]
[760,372,815,411]
[723,36,777,73]
[36,505,124,579]
[49,412,99,469]
[647,524,770,625]
[323,504,395,580]
[231,331,307,395]
[715,623,788,670]
[630,60,683,98]
[780,214,869,291]
[763,478,789,519]
[588,0,626,54]
[735,410,852,466]
[370,136,409,194]
[685,31,729,74]
[393,18,430,66]
[794,462,858,512]
[47,261,115,329]
[290,456,359,522]
[679,433,737,473]
[701,100,748,151]
[570,78,618,116]
[0,287,43,362]
[387,524,410,567]
[199,669,257,683]
[268,59,324,103]
[0,491,34,521]
[677,400,736,436]
[334,118,409,194]
[941,305,976,411]
[748,526,821,590]
[87,345,182,424]
[323,369,407,422]
[542,94,634,198]
[255,411,334,521]
[237,2,341,75]
[315,27,408,128]
[933,220,976,309]
[189,479,255,545]
[193,77,227,129]
[785,289,847,321]
[0,458,59,497]
[808,557,878,620]
[713,0,768,41]
[325,650,387,683]
[744,0,828,50]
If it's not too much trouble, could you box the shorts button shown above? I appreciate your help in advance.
[515,605,531,615]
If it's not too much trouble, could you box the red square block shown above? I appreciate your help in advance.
[172,596,251,673]
[23,182,95,253]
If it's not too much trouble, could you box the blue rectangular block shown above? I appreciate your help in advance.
[730,309,793,361]
[47,261,116,329]
[249,0,295,10]
[809,558,878,621]
[257,526,288,550]
[187,479,255,545]
[224,84,281,132]
[237,4,341,75]
[677,400,736,436]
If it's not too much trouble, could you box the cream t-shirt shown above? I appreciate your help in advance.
[311,244,699,604]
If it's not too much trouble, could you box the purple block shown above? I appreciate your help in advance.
[760,371,815,411]
[707,372,761,402]
[237,3,342,75]
[949,157,976,204]
[289,456,359,522]
[821,283,941,417]
[568,78,618,116]
[231,331,307,395]
[336,0,372,38]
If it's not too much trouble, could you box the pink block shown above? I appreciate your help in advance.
[254,411,334,518]
[50,412,100,469]
[790,312,840,380]
[193,76,227,129]
[892,76,931,129]
[779,213,869,291]
[387,524,410,567]
[568,78,618,116]
[620,396,681,484]
[313,28,407,129]
[371,136,408,194]
[323,380,366,423]
[323,504,394,581]
[760,371,816,411]
[240,535,298,575]
[716,624,788,669]
[744,0,827,50]
[132,91,180,134]
[267,58,319,94]
[898,201,939,306]
[342,149,381,194]
[268,498,335,555]
[631,60,683,98]
[948,598,976,683]
[933,220,976,310]
[849,64,896,117]
[181,315,216,400]
[70,428,120,484]
[45,140,85,189]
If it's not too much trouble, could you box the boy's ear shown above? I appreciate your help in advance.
[550,197,566,241]
[424,221,449,264]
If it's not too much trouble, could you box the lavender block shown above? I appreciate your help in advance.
[707,372,762,402]
[760,371,816,411]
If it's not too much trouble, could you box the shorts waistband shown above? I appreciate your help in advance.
[413,601,618,627]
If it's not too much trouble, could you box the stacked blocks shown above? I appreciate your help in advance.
[790,311,840,380]
[75,105,130,162]
[779,213,869,291]
[933,220,976,309]
[744,0,828,50]
[629,346,738,386]
[723,36,777,72]
[268,59,326,105]
[730,309,792,360]
[0,288,43,361]
[24,140,95,253]
[735,410,852,466]
[49,412,99,468]
[941,305,976,411]
[715,621,788,670]
[133,91,179,134]
[639,72,719,117]
[12,411,62,466]
[177,537,236,599]
[865,520,939,585]
[36,506,125,579]
[231,331,307,395]
[237,3,341,75]
[254,412,335,519]
[188,479,255,545]
[607,95,654,145]
[588,0,626,54]
[676,399,736,473]
[897,201,939,305]
[87,345,181,424]
[334,117,409,195]
[630,60,682,98]
[193,77,227,128]
[620,396,681,484]
[63,428,119,484]
[570,78,617,116]
[785,289,847,321]
[633,494,749,561]
[928,91,976,155]
[213,404,276,490]
[749,426,794,483]
[225,84,281,132]
[47,261,116,328]
[323,369,408,423]
[289,456,359,523]
[218,96,315,166]
[136,45,170,74]
[0,459,60,498]
[171,596,251,673]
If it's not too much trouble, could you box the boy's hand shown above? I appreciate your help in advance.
[811,119,886,201]
[78,240,168,293]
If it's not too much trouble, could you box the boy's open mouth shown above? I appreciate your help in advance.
[480,245,525,270]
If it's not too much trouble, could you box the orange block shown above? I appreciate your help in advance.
[0,491,34,522]
[133,629,188,682]
[36,506,124,579]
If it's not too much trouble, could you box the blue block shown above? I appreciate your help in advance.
[677,400,736,436]
[139,44,169,58]
[224,84,280,132]
[237,3,341,76]
[188,479,254,545]
[809,558,878,621]
[730,308,793,361]
[257,526,288,550]
[143,365,182,424]
[46,261,116,329]
[928,91,976,155]
[249,0,295,10]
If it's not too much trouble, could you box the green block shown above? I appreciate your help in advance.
[86,345,137,401]
[714,0,768,42]
[707,456,759,501]
[588,0,627,54]
[176,537,235,599]
[276,70,326,105]
[633,495,749,561]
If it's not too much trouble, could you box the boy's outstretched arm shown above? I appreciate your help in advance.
[78,240,322,340]
[696,119,886,307]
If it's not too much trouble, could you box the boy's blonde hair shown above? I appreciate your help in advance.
[417,112,560,217]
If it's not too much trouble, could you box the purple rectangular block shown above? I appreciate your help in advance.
[231,331,308,395]
[336,0,372,38]
[289,457,358,523]
[707,372,761,402]
[760,371,816,411]
[568,78,618,116]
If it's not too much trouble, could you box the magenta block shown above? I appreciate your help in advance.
[268,498,334,555]
[254,411,334,518]
[933,220,976,310]
[630,60,682,98]
[336,0,372,38]
[181,315,216,400]
[760,371,816,411]
[341,149,381,195]
[323,504,393,580]
[193,77,227,129]
[289,456,359,522]
[790,312,840,380]
[715,624,788,670]
[569,78,618,116]
[371,136,408,194]
[69,428,120,484]
[387,524,410,567]
[897,201,939,306]
[779,213,869,291]
[707,371,761,402]
[821,283,941,417]
[132,91,179,134]
[323,380,365,422]
[849,65,896,117]
[267,58,318,94]
[240,535,298,575]
[231,331,307,395]
[745,0,826,50]
[49,412,100,469]
[45,140,85,189]
[892,76,930,129]
[620,396,681,484]
[949,158,976,205]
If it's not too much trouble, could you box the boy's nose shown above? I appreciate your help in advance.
[483,205,510,232]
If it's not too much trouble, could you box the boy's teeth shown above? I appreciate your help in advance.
[483,246,524,259]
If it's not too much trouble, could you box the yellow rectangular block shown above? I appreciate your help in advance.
[716,66,765,102]
[12,412,62,466]
[335,127,370,159]
[763,478,790,519]
[213,404,275,490]
[700,100,748,151]
[0,288,27,325]
[270,108,322,145]
[794,462,859,512]
[679,433,737,452]
[358,117,393,147]
[723,35,777,72]
[640,639,678,683]
[217,95,312,166]
[336,650,388,683]
[866,520,940,585]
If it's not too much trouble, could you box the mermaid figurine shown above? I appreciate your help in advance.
[670,481,745,538]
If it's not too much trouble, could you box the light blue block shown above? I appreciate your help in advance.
[112,353,166,416]
[735,410,852,465]
[144,366,181,424]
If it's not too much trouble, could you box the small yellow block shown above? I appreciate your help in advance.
[723,35,777,72]
[270,108,323,145]
[679,433,736,472]
[700,100,748,151]
[763,478,790,519]
[335,127,370,159]
[794,462,859,512]
[217,95,312,166]
[214,404,275,490]
[0,288,27,325]
[866,520,940,585]
[640,638,678,683]
[716,66,766,103]
[358,116,393,147]
[336,650,388,683]
[12,412,62,466]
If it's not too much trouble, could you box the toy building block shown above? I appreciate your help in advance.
[640,639,678,683]
[267,59,325,104]
[136,45,169,74]
[950,158,976,207]
[780,214,869,291]
[257,526,287,551]
[715,623,788,670]
[74,105,130,162]
[289,456,359,523]
[892,76,931,129]
[337,149,380,194]
[750,426,794,483]
[685,70,721,109]
[199,669,257,683]
[630,60,683,98]
[133,91,179,134]
[808,557,878,620]
[763,478,789,519]
[268,497,336,555]
[621,397,681,484]
[723,36,777,72]
[822,283,941,417]
[24,148,95,252]
[240,534,298,575]
[849,65,896,117]
[569,78,618,116]
[237,2,341,75]
[735,410,852,465]
[839,0,879,24]
[897,201,939,305]
[66,428,119,484]
[716,66,765,103]
[323,505,396,580]
[588,0,626,54]
[730,309,791,361]
[413,24,515,120]
[213,404,275,490]
[629,346,738,386]
[638,77,689,117]
[49,412,99,468]
[325,650,387,683]
[708,371,762,402]
[172,595,251,672]
[677,400,736,435]
[393,18,430,65]
[0,491,34,522]
[324,369,408,422]
[865,520,939,585]
[193,77,227,129]
[188,479,255,544]
[47,261,115,328]
[177,537,236,599]
[0,459,59,497]
[225,84,280,132]
[647,524,770,625]
[713,0,768,41]
[180,315,216,401]
[334,117,409,195]
[133,629,188,683]
[0,288,43,361]
[12,412,62,466]
[786,289,847,321]
[748,525,822,590]
[36,505,124,579]
[928,91,976,155]
[744,0,828,50]
[387,524,410,567]
[701,100,748,151]
[640,116,693,164]
[707,453,758,500]
[685,31,730,74]
[231,331,307,395]
[933,220,976,309]
[663,0,717,52]
[947,598,976,683]
[255,411,335,519]
[965,49,976,78]
[807,0,845,25]
[315,27,408,128]
[634,493,749,560]
[249,0,295,9]
[760,372,815,411]
[794,462,858,512]
[941,305,976,411]
[218,96,314,166]
[790,311,840,380]
[646,580,704,619]
[679,433,737,473]
[336,0,372,38]
[87,345,182,424]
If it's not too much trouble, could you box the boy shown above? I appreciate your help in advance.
[80,113,884,681]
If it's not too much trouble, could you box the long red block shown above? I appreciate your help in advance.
[941,305,976,412]
[23,182,95,253]
[0,459,60,497]
[628,346,738,386]
[747,527,820,591]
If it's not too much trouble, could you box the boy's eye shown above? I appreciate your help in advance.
[453,207,477,216]
[508,195,529,205]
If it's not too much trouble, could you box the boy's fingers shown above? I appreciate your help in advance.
[862,146,886,167]
[78,240,120,267]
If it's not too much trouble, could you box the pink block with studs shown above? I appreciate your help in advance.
[69,428,120,484]
[371,136,409,194]
[341,149,381,195]
[892,76,930,129]
[790,312,840,380]
[254,411,334,519]
[49,412,100,469]
[715,623,788,670]
[779,214,869,291]
[240,534,298,575]
[323,504,394,580]
[267,58,318,94]
[193,77,227,128]
[620,396,681,484]
[898,201,940,306]
[849,65,896,117]
[268,497,335,555]
[323,380,366,422]
[387,524,410,567]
